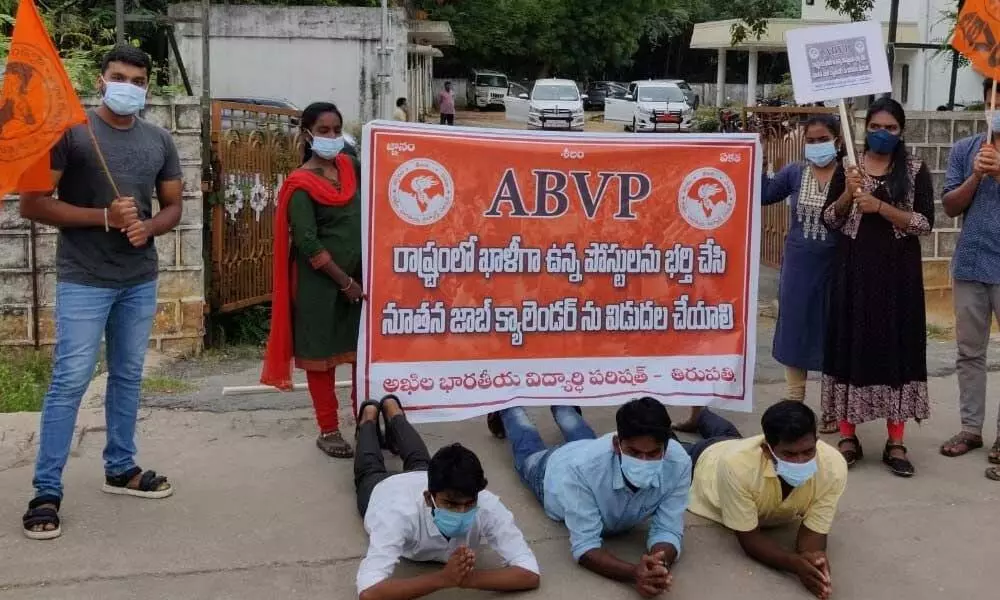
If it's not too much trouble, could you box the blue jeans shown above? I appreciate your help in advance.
[33,280,158,499]
[500,406,597,504]
[680,408,743,467]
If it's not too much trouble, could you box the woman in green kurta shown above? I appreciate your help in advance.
[262,102,364,458]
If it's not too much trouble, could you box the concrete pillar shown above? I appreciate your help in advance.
[747,49,759,106]
[716,49,727,107]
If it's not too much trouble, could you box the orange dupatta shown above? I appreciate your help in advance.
[260,156,358,390]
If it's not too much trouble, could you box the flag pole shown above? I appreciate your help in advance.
[989,79,998,141]
[85,122,122,199]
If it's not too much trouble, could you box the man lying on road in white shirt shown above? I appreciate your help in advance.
[355,395,540,600]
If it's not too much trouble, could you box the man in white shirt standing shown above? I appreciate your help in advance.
[355,395,540,600]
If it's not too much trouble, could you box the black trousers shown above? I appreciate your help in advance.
[354,415,431,517]
[440,113,455,125]
[680,409,743,467]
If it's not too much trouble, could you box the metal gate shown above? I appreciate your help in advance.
[209,101,302,313]
[742,106,838,268]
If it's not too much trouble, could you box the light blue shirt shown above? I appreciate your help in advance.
[542,433,691,561]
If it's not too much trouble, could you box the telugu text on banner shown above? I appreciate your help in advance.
[358,124,761,423]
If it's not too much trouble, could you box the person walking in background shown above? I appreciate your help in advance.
[675,116,843,436]
[19,45,182,540]
[261,102,364,459]
[939,78,1000,482]
[438,81,456,125]
[822,98,934,478]
[394,97,408,121]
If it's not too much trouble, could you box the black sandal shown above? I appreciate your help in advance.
[355,399,384,449]
[882,442,915,478]
[837,436,863,468]
[379,394,406,455]
[103,466,174,499]
[22,495,62,540]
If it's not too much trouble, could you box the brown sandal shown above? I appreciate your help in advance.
[989,439,1000,465]
[940,432,984,458]
[986,466,1000,481]
[317,431,354,458]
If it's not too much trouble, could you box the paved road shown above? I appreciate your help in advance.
[1,375,998,598]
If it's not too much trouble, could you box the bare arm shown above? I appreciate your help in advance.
[19,171,103,228]
[461,566,539,592]
[736,528,830,599]
[735,528,806,574]
[942,173,982,218]
[358,572,452,600]
[148,179,183,236]
[578,548,640,583]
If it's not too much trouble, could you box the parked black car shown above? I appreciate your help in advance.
[583,81,628,111]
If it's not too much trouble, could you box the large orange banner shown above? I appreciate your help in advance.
[359,123,761,422]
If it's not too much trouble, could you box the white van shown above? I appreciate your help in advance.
[604,80,693,132]
[504,78,586,131]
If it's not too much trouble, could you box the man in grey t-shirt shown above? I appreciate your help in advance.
[19,46,183,540]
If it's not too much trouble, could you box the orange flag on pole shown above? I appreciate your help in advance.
[952,0,1000,80]
[0,0,88,201]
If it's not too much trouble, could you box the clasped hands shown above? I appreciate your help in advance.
[844,167,882,215]
[108,196,150,247]
[633,551,673,598]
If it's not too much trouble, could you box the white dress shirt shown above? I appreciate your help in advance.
[357,471,539,594]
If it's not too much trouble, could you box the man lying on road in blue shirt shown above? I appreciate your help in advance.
[488,398,691,598]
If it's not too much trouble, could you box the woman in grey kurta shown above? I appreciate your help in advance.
[674,115,842,434]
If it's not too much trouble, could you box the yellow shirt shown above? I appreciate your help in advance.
[688,435,847,534]
[393,107,407,121]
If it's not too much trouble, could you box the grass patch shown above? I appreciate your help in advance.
[0,349,52,413]
[199,344,264,364]
[926,323,953,340]
[142,375,196,396]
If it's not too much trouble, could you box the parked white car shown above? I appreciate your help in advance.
[504,78,586,131]
[604,81,693,132]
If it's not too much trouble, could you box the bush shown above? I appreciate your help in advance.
[691,106,720,133]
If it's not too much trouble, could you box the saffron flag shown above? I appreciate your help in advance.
[952,0,1000,80]
[0,0,87,201]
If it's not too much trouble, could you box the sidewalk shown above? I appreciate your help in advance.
[1,374,998,598]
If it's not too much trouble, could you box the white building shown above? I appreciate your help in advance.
[168,3,453,125]
[692,0,983,110]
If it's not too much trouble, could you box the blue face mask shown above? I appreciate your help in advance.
[866,129,900,154]
[310,134,345,159]
[431,498,478,539]
[803,141,838,167]
[620,452,662,489]
[768,445,818,488]
[102,80,146,116]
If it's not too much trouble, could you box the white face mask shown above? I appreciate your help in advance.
[988,111,1000,133]
[768,444,817,488]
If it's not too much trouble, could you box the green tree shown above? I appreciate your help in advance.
[731,0,874,43]
[414,0,698,79]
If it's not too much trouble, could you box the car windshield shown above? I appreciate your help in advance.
[636,86,685,103]
[476,75,508,88]
[533,84,580,101]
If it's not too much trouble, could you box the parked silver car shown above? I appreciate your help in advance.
[662,80,699,109]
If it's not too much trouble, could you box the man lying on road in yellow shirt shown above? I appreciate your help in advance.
[681,401,847,600]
